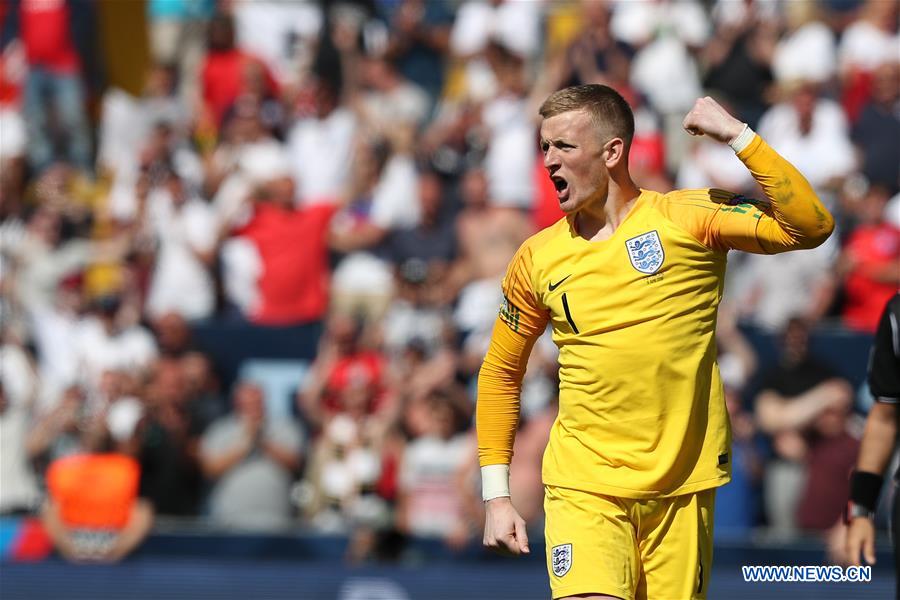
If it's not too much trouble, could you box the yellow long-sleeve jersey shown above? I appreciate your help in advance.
[476,134,834,499]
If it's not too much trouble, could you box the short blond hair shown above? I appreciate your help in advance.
[539,84,634,148]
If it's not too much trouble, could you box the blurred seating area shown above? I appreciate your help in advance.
[0,0,897,565]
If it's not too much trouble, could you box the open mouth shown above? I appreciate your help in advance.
[551,176,569,202]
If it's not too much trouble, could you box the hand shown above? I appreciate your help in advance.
[845,517,877,566]
[483,497,529,556]
[682,97,745,144]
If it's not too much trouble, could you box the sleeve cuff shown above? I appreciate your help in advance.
[481,464,511,501]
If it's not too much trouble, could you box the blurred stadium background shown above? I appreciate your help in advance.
[0,0,897,598]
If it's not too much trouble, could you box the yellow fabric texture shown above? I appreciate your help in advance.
[476,134,833,498]
[544,485,715,600]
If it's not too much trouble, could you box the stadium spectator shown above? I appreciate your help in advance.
[395,389,472,545]
[837,0,900,120]
[757,79,856,210]
[837,184,900,332]
[723,234,838,332]
[140,168,217,322]
[0,382,41,514]
[220,143,336,325]
[358,54,430,130]
[180,351,225,437]
[230,0,322,87]
[298,313,392,434]
[42,453,154,562]
[71,290,157,396]
[146,0,213,104]
[754,317,854,536]
[851,61,900,194]
[385,169,458,284]
[0,0,100,173]
[200,381,304,531]
[703,0,777,127]
[200,12,278,130]
[328,133,420,321]
[134,359,202,517]
[378,0,453,109]
[26,385,96,469]
[287,77,357,207]
[551,0,632,93]
[794,391,859,531]
[299,387,389,536]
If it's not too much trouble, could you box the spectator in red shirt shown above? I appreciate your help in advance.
[298,312,392,434]
[221,143,336,327]
[201,12,278,131]
[0,0,99,172]
[839,185,900,332]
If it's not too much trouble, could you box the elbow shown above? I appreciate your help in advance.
[790,211,835,251]
[809,211,835,248]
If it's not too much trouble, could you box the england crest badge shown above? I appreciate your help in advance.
[551,543,572,577]
[625,230,665,275]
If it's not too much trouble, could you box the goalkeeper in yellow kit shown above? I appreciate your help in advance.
[476,85,834,600]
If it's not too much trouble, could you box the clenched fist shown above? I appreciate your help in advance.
[682,97,746,144]
[483,497,530,556]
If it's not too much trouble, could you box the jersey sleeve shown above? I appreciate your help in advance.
[498,241,549,337]
[661,135,835,254]
[476,241,549,468]
[869,295,900,403]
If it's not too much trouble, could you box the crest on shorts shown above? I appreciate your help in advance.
[551,543,572,577]
[625,230,665,275]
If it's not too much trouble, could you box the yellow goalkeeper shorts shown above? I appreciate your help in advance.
[544,485,716,600]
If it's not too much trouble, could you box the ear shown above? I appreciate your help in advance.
[603,138,628,169]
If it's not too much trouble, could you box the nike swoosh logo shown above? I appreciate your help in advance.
[548,275,571,291]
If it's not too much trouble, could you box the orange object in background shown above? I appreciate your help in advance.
[46,454,140,530]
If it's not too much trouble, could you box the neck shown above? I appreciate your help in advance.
[574,177,641,241]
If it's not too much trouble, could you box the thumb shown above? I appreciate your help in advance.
[515,518,530,554]
[864,535,877,565]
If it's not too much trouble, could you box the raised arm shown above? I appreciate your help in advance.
[680,97,835,254]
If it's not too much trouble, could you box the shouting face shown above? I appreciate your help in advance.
[540,109,616,215]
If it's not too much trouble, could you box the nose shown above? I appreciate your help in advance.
[543,146,560,172]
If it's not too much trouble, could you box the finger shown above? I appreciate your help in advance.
[514,518,530,554]
[846,537,860,566]
[864,536,876,565]
[502,533,521,555]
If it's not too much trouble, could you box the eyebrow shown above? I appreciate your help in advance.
[540,138,572,147]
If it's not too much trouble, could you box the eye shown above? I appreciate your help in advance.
[540,142,549,153]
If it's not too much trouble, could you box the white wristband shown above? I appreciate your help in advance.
[481,464,511,501]
[729,123,755,153]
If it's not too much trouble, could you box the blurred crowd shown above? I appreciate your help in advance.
[0,0,897,563]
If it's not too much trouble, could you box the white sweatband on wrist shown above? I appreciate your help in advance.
[481,464,511,501]
[729,123,755,153]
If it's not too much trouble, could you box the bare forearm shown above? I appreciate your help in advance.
[262,441,300,472]
[201,442,251,479]
[856,402,898,476]
[107,500,154,561]
[757,386,837,433]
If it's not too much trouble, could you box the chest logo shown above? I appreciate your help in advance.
[625,230,665,275]
[548,274,571,291]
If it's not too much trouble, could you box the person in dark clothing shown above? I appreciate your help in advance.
[844,294,900,596]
